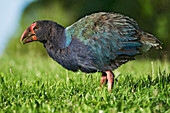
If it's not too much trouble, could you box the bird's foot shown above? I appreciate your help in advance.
[100,71,114,92]
[106,71,114,92]
[100,75,107,87]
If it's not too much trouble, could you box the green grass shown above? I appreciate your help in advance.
[0,48,170,112]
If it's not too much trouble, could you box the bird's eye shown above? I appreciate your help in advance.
[33,26,39,30]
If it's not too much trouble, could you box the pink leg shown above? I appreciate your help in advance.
[106,71,114,92]
[101,72,107,87]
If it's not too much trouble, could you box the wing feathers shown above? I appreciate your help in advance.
[65,12,162,71]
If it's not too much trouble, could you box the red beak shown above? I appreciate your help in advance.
[20,23,37,44]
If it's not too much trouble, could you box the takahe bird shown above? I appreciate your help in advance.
[20,12,162,91]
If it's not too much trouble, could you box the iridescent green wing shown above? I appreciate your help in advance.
[65,12,142,68]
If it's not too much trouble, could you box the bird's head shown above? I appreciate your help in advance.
[20,20,59,44]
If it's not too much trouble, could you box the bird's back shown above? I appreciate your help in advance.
[63,12,162,72]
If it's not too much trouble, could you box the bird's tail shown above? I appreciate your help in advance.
[140,32,162,52]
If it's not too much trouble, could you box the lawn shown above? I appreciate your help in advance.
[0,43,169,112]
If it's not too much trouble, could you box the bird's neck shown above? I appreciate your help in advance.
[44,24,67,50]
[43,25,71,65]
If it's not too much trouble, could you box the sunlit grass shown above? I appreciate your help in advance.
[0,51,169,112]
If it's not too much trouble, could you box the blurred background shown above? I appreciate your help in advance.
[0,1,169,112]
[0,0,170,59]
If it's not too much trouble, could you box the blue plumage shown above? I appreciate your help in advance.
[20,12,162,91]
[21,12,162,73]
[60,12,162,72]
